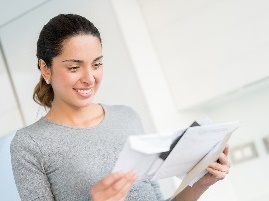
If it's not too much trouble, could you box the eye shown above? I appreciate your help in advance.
[92,62,103,70]
[67,66,79,72]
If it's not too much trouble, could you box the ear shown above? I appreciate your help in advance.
[39,59,51,81]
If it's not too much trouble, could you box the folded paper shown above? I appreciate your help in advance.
[113,119,239,198]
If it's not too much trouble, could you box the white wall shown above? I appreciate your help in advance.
[137,0,269,200]
[138,0,269,110]
[0,0,45,27]
[203,79,269,201]
[0,47,23,136]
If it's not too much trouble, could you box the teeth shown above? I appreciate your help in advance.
[76,89,91,94]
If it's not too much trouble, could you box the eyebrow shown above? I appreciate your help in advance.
[62,56,103,63]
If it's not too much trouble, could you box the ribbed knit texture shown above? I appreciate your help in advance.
[10,104,165,201]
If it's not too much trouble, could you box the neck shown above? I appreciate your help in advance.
[46,102,104,128]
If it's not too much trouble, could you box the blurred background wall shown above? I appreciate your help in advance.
[1,0,269,201]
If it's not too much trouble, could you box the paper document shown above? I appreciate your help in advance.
[113,119,239,197]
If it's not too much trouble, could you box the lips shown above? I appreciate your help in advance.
[73,88,92,96]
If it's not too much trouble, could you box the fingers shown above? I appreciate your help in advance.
[206,145,231,180]
[216,151,231,168]
[107,175,136,201]
[208,155,230,173]
[107,170,136,195]
[92,171,125,191]
[91,170,137,201]
[206,166,227,180]
[223,144,229,157]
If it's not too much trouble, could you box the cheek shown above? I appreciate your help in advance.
[52,71,79,87]
[95,70,103,83]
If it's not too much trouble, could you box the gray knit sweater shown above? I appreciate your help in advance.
[10,104,166,201]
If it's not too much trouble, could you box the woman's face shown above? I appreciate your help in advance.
[50,34,103,109]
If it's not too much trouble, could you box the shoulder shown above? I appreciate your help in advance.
[10,118,47,152]
[102,104,144,132]
[102,104,140,119]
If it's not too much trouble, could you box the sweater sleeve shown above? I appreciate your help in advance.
[10,132,54,201]
[150,180,165,201]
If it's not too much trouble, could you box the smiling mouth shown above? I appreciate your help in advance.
[74,88,92,94]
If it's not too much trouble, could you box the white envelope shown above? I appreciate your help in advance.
[113,120,239,196]
[113,129,186,180]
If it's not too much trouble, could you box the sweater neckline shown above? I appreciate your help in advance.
[40,103,108,130]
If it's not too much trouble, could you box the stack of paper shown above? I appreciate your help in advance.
[113,119,239,198]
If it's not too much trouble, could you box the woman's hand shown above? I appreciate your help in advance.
[90,170,137,201]
[196,145,231,188]
[175,145,231,201]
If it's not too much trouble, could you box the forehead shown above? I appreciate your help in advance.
[59,34,102,60]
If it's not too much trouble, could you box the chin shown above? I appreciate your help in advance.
[68,100,93,109]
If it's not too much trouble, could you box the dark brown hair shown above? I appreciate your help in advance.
[33,14,101,108]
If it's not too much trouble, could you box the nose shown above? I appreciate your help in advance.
[80,68,95,85]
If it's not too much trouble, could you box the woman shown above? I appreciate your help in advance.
[10,14,231,201]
